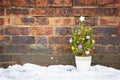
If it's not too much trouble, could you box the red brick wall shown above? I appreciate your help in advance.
[0,0,120,68]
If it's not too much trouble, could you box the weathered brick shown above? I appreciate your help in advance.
[94,45,106,53]
[6,8,29,16]
[0,55,11,62]
[75,17,97,26]
[0,61,18,68]
[98,0,120,7]
[13,0,35,6]
[6,45,29,53]
[12,36,35,44]
[32,8,55,16]
[104,45,117,54]
[55,8,73,16]
[35,17,49,25]
[98,17,119,26]
[36,36,47,44]
[0,18,4,25]
[36,0,48,6]
[0,28,3,35]
[95,8,119,16]
[49,36,70,44]
[4,27,28,35]
[118,46,120,53]
[0,46,5,54]
[56,45,72,54]
[73,0,97,6]
[55,27,71,35]
[73,8,95,16]
[30,27,53,35]
[29,44,53,54]
[93,27,118,35]
[0,36,10,44]
[0,0,11,7]
[0,35,4,41]
[0,8,4,16]
[49,17,74,26]
[48,0,72,6]
[99,35,119,45]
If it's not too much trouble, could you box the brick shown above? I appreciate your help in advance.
[118,46,120,53]
[6,8,29,16]
[36,0,48,6]
[0,55,11,62]
[48,0,72,6]
[104,45,117,54]
[0,0,11,7]
[93,27,118,35]
[0,8,4,16]
[99,17,119,26]
[12,18,35,25]
[55,8,73,16]
[6,45,29,53]
[0,61,18,68]
[4,27,28,35]
[12,36,35,44]
[35,17,49,25]
[49,17,74,26]
[0,28,3,35]
[32,8,55,16]
[73,0,97,6]
[73,8,95,16]
[95,8,119,16]
[56,45,72,54]
[98,0,120,7]
[0,46,5,54]
[75,17,97,26]
[36,36,47,44]
[13,0,35,6]
[30,27,53,35]
[0,18,4,25]
[55,27,71,35]
[49,36,70,44]
[29,44,53,54]
[94,45,106,54]
[0,36,10,44]
[0,35,4,41]
[99,35,119,45]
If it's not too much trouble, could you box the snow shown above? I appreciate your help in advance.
[0,63,120,80]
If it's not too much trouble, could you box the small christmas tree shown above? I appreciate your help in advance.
[69,16,95,56]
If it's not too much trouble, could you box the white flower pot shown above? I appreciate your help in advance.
[75,56,92,71]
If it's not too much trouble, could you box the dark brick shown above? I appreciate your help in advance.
[105,46,117,54]
[55,27,71,35]
[0,55,11,62]
[49,36,70,44]
[21,18,34,24]
[13,0,35,6]
[35,17,49,25]
[29,44,53,54]
[0,46,5,54]
[0,18,4,25]
[32,8,55,16]
[36,36,47,44]
[36,0,48,6]
[94,45,106,54]
[0,8,4,16]
[0,28,3,35]
[48,0,72,6]
[99,35,119,45]
[0,0,11,7]
[12,36,35,44]
[55,8,73,16]
[95,8,119,16]
[5,27,28,35]
[6,8,29,16]
[118,46,120,53]
[0,61,18,68]
[73,0,97,6]
[6,45,29,53]
[93,27,118,35]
